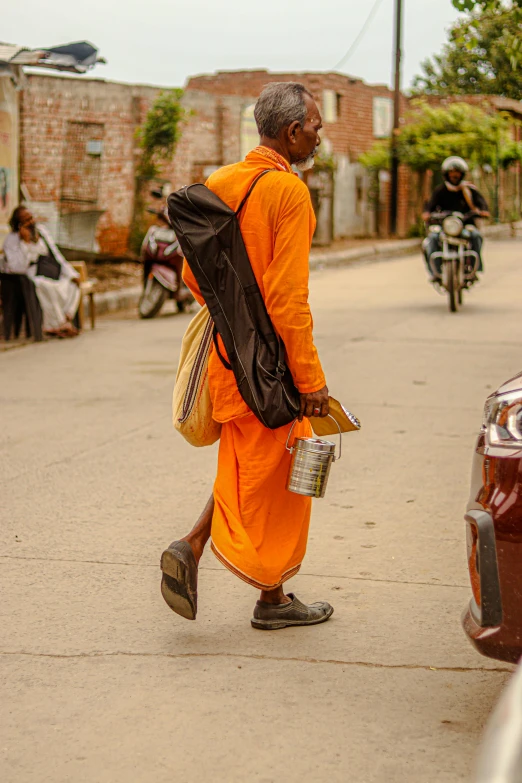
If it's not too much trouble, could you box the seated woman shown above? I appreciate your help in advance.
[3,206,81,337]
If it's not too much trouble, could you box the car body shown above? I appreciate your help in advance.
[475,658,522,782]
[463,370,522,663]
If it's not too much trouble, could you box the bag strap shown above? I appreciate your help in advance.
[213,168,278,371]
[235,169,276,217]
[38,232,53,256]
[212,325,233,371]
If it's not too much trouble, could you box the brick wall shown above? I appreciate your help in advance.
[19,70,415,253]
[187,70,408,159]
[187,70,411,237]
[20,74,160,256]
[167,91,251,189]
[19,75,252,253]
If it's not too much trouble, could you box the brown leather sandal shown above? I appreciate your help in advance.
[160,541,198,620]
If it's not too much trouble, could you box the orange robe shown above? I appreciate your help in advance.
[183,146,325,590]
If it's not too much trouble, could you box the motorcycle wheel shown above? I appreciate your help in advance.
[138,277,167,319]
[447,260,458,313]
[444,261,457,313]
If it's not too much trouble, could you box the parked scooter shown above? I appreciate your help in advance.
[423,210,481,313]
[138,188,194,319]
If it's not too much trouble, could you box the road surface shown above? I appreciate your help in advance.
[2,240,521,782]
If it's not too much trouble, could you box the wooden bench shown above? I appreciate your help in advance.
[71,261,98,330]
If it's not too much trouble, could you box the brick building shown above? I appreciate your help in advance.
[20,73,266,255]
[0,41,104,246]
[19,69,522,257]
[19,69,413,256]
[20,74,158,256]
[183,70,411,240]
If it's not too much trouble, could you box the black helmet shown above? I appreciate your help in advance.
[441,156,468,183]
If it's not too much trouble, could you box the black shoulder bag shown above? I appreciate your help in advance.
[167,171,300,430]
[36,235,61,280]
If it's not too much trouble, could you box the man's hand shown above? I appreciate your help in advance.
[422,211,430,222]
[478,210,490,218]
[19,225,34,243]
[299,385,329,421]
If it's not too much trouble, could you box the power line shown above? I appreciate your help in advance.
[333,0,387,71]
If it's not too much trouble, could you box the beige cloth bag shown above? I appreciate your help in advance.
[172,305,221,447]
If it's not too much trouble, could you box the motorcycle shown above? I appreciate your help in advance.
[424,211,481,313]
[138,188,194,319]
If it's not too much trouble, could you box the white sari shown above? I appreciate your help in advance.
[2,225,81,332]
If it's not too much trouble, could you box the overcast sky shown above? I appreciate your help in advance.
[3,0,461,90]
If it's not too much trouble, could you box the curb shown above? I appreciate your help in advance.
[482,221,521,239]
[309,238,421,271]
[85,285,141,319]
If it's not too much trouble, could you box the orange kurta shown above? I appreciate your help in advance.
[183,147,325,589]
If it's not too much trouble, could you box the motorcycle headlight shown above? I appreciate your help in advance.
[483,391,522,447]
[442,216,463,237]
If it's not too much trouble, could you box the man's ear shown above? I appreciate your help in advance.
[287,120,301,144]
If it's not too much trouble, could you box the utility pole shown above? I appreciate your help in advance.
[389,0,403,236]
[494,134,500,223]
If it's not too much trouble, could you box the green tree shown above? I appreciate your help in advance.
[359,101,522,225]
[130,89,186,253]
[136,88,186,180]
[358,142,390,172]
[449,1,522,75]
[360,101,520,172]
[413,6,522,97]
[396,101,516,171]
[452,0,522,9]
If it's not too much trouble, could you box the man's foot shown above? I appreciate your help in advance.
[251,593,334,630]
[57,322,79,337]
[160,540,198,620]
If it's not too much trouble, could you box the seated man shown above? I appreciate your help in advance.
[3,207,81,337]
[422,156,490,283]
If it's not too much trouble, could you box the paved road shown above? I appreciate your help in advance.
[2,241,521,782]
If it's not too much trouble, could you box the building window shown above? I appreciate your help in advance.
[323,90,340,124]
[373,97,393,138]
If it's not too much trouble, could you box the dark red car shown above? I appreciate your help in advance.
[463,371,522,663]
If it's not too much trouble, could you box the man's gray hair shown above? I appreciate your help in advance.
[254,82,312,139]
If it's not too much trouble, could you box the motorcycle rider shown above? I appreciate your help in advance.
[422,157,490,283]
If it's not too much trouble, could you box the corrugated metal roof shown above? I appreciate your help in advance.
[0,42,29,62]
[9,50,47,66]
[0,40,104,73]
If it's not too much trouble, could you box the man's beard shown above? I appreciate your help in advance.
[295,147,319,172]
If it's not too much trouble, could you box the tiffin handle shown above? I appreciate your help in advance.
[285,419,298,452]
[332,415,342,462]
[286,415,342,461]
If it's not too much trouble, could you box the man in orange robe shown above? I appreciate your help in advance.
[161,82,333,630]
